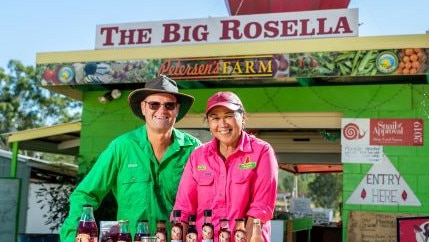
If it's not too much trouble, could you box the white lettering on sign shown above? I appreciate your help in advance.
[373,121,404,136]
[95,8,358,49]
[413,120,424,143]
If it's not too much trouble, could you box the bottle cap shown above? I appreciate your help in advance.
[204,209,212,216]
[173,210,181,217]
[188,214,196,222]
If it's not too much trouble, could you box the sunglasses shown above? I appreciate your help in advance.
[143,101,178,111]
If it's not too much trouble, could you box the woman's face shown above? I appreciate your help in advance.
[207,105,243,147]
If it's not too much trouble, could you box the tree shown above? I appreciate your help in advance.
[0,59,82,231]
[307,173,342,209]
[0,60,82,150]
[35,183,75,232]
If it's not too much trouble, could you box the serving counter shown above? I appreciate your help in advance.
[271,218,342,242]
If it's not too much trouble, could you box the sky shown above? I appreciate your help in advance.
[0,0,428,69]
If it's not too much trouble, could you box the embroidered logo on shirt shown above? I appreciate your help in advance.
[198,165,207,170]
[128,163,138,168]
[238,156,256,169]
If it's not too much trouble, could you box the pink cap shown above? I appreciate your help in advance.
[205,92,243,115]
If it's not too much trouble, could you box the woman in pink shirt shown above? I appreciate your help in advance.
[172,91,279,242]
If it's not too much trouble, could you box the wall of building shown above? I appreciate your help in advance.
[79,82,428,240]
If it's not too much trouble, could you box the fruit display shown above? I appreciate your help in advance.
[272,54,290,77]
[396,48,428,75]
[36,48,429,86]
[289,48,429,77]
[38,59,158,85]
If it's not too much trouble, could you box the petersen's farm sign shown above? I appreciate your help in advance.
[95,8,358,49]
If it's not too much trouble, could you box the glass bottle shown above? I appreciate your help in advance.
[117,220,132,242]
[249,218,263,242]
[185,215,198,242]
[155,220,167,242]
[234,218,247,242]
[134,219,150,242]
[76,204,98,242]
[202,210,214,242]
[171,210,183,242]
[218,218,231,242]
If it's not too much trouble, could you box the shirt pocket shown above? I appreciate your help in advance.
[118,171,152,205]
[231,169,254,184]
[230,169,254,200]
[196,173,215,206]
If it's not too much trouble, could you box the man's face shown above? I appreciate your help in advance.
[141,93,180,132]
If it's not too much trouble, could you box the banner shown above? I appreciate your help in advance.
[95,8,358,49]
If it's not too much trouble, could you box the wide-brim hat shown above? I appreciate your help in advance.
[128,75,194,122]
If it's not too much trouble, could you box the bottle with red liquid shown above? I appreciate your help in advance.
[117,220,132,242]
[218,219,231,242]
[202,210,214,242]
[134,219,150,242]
[155,220,167,242]
[234,218,247,242]
[75,204,98,242]
[170,210,183,242]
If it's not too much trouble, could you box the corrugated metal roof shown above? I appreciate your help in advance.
[3,121,81,156]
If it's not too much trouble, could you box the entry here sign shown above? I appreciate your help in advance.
[346,154,420,206]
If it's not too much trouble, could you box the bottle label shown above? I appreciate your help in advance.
[185,232,197,242]
[219,231,230,242]
[202,225,213,241]
[155,232,166,242]
[141,238,155,242]
[171,225,183,241]
[234,231,246,242]
[76,233,98,242]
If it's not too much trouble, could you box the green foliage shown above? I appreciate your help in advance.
[307,173,343,209]
[278,169,294,193]
[1,59,83,232]
[34,183,75,232]
[0,60,82,149]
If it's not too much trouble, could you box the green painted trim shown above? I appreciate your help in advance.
[10,142,18,178]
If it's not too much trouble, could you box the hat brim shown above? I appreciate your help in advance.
[205,102,241,115]
[128,88,194,122]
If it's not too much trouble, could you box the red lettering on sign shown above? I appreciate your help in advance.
[162,23,209,43]
[99,26,152,46]
[220,15,353,40]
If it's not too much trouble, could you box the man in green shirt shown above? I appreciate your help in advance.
[60,75,201,242]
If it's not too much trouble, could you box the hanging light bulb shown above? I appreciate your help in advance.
[111,89,121,99]
[98,89,122,104]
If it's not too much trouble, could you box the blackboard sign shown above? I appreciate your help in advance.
[0,178,21,242]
